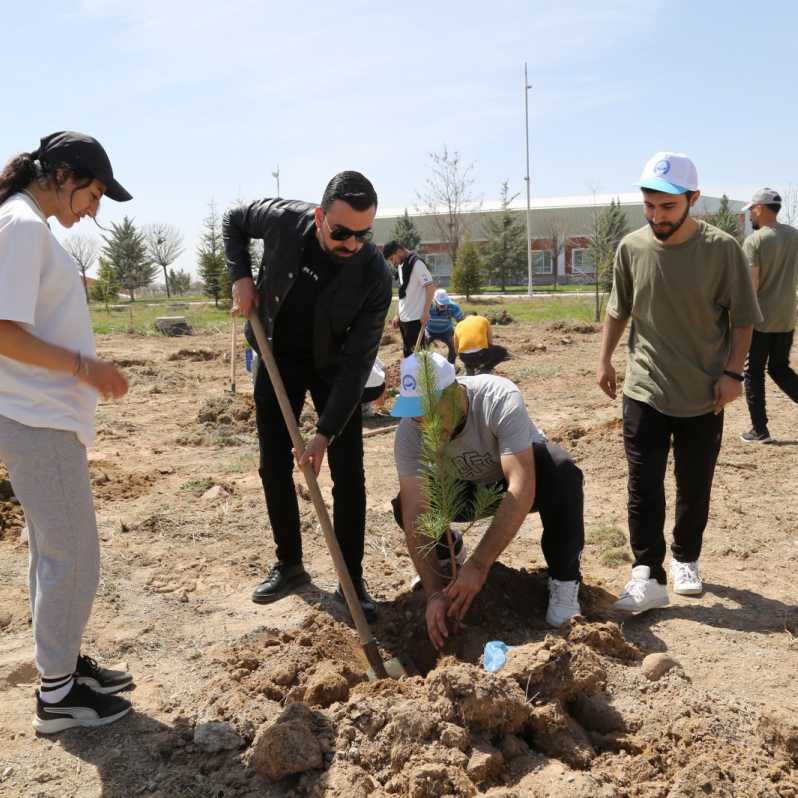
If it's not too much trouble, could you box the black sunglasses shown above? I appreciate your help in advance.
[324,215,373,243]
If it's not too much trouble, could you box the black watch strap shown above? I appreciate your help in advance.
[723,369,744,382]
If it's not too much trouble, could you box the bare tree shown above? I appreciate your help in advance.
[416,146,479,266]
[781,183,798,227]
[145,223,184,298]
[63,234,99,303]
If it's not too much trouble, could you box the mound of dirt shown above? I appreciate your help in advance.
[0,465,24,541]
[488,309,514,326]
[90,461,158,501]
[168,348,218,362]
[196,395,255,430]
[547,321,598,335]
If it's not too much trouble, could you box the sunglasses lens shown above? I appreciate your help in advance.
[331,226,372,242]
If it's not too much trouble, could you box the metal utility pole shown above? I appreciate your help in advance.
[272,166,281,198]
[524,63,534,296]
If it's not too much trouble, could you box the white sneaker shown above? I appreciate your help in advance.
[671,560,702,595]
[613,565,669,614]
[545,578,581,627]
[410,538,467,590]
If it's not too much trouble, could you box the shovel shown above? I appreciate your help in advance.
[248,313,405,680]
[228,319,237,395]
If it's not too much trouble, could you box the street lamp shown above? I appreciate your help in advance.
[271,166,280,198]
[524,63,534,297]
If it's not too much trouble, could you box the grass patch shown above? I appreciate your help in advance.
[586,525,632,568]
[511,365,561,382]
[180,477,215,496]
[91,301,233,336]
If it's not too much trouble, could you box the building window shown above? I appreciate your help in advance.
[532,250,553,275]
[423,253,451,277]
[571,248,595,274]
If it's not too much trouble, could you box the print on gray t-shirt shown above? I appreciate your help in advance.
[394,375,545,484]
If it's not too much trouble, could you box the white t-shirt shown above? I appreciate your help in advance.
[398,257,434,322]
[0,194,97,446]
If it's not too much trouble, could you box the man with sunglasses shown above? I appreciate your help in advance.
[223,172,392,622]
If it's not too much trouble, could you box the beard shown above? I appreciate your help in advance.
[318,233,359,265]
[752,220,761,230]
[649,202,691,241]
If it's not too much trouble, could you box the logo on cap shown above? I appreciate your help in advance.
[402,374,417,392]
[654,160,671,176]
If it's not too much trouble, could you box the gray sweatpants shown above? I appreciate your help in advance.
[0,415,100,677]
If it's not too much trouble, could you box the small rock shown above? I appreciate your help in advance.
[641,653,680,681]
[252,704,324,781]
[501,733,530,760]
[440,722,470,752]
[19,525,29,544]
[466,741,504,782]
[304,663,349,707]
[1,767,13,780]
[201,485,231,503]
[269,662,297,687]
[0,611,12,630]
[193,720,244,753]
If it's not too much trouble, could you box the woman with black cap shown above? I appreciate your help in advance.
[0,132,135,733]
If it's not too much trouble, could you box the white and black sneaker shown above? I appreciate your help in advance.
[75,654,133,694]
[34,682,132,734]
[740,428,774,444]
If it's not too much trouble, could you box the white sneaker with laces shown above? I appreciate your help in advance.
[613,565,669,614]
[671,560,702,595]
[545,578,581,627]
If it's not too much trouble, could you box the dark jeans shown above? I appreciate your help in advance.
[623,396,723,584]
[254,357,365,582]
[399,319,423,357]
[426,329,456,363]
[744,329,798,432]
[392,441,584,581]
[459,345,509,376]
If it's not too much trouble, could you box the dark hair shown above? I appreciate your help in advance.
[641,187,696,202]
[0,151,93,206]
[320,170,378,212]
[382,240,404,259]
[764,202,781,214]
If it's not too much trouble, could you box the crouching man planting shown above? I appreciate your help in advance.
[390,352,585,649]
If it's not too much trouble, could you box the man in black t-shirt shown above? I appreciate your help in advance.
[223,172,392,622]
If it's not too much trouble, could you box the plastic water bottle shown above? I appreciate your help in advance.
[483,640,511,673]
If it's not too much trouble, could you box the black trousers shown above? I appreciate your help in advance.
[254,357,365,582]
[459,345,509,376]
[426,329,457,363]
[399,319,423,357]
[744,329,798,433]
[392,441,584,581]
[623,396,723,584]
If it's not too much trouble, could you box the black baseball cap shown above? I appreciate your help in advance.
[32,131,132,202]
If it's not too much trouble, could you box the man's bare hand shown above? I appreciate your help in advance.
[444,560,488,622]
[295,433,329,477]
[232,277,259,318]
[597,359,617,399]
[81,358,128,400]
[714,374,741,414]
[426,593,451,650]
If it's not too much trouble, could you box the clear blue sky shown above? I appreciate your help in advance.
[3,0,797,277]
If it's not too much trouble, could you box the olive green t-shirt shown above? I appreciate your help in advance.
[607,221,762,417]
[742,223,798,333]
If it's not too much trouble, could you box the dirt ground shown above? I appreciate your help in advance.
[0,319,796,798]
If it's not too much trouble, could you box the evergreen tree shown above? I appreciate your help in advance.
[482,181,526,291]
[101,217,155,302]
[588,199,628,292]
[704,194,742,241]
[90,256,121,310]
[197,201,230,307]
[390,209,421,251]
[451,234,482,300]
[415,350,501,578]
[168,267,192,296]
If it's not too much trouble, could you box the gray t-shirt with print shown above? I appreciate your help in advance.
[394,375,545,484]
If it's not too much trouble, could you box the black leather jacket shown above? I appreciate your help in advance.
[223,199,392,440]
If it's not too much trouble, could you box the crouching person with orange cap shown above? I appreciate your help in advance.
[390,352,584,649]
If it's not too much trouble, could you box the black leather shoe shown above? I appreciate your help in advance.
[252,563,310,605]
[335,579,378,624]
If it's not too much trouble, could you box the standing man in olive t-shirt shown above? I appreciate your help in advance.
[597,152,762,614]
[739,187,798,444]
